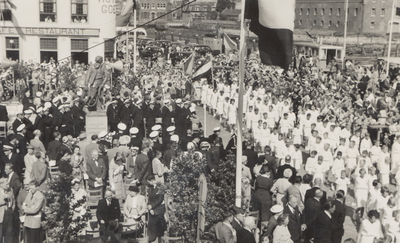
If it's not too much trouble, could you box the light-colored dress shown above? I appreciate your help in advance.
[109,159,126,199]
[24,153,37,184]
[273,225,293,243]
[152,157,165,184]
[358,219,382,243]
[271,178,292,206]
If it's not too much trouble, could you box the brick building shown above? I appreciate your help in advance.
[295,0,394,35]
[138,0,173,22]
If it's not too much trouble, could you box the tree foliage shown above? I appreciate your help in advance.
[42,173,91,243]
[159,150,236,242]
[216,0,232,13]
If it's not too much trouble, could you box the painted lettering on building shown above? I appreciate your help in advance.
[0,27,100,37]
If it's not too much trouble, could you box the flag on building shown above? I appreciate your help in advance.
[193,60,212,80]
[246,0,295,70]
[223,32,238,52]
[116,0,140,26]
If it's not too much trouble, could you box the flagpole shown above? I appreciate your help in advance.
[387,0,396,75]
[125,22,129,63]
[133,8,137,73]
[343,0,349,69]
[235,0,246,208]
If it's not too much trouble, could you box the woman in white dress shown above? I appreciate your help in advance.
[384,209,400,242]
[123,185,147,231]
[380,197,397,228]
[109,152,126,200]
[355,168,369,217]
[378,145,391,185]
[357,210,383,243]
[273,213,293,243]
[367,179,381,211]
[228,99,237,130]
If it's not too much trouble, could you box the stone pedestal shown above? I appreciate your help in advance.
[86,111,108,139]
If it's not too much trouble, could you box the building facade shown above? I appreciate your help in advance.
[0,0,117,64]
[138,0,173,23]
[295,0,393,35]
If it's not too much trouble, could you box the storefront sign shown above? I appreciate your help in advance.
[0,27,100,37]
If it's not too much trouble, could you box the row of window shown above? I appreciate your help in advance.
[5,37,88,50]
[141,3,166,10]
[298,20,341,27]
[298,7,386,17]
[0,0,89,23]
[140,11,166,19]
[298,20,378,28]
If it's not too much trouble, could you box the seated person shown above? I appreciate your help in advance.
[123,185,147,231]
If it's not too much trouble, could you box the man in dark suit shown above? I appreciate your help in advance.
[314,201,335,243]
[1,144,20,177]
[263,146,279,179]
[236,216,257,243]
[0,101,8,122]
[46,131,62,163]
[96,190,121,238]
[304,178,327,207]
[15,124,28,156]
[283,195,305,243]
[22,110,34,141]
[304,188,323,242]
[4,163,21,200]
[86,150,107,190]
[264,205,283,239]
[106,100,120,133]
[12,113,24,134]
[276,155,297,182]
[231,206,244,232]
[331,190,346,243]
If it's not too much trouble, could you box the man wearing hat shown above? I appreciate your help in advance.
[106,99,120,133]
[119,99,132,130]
[264,205,284,238]
[1,144,19,177]
[70,97,86,137]
[33,107,45,137]
[149,130,163,152]
[182,101,192,136]
[128,127,141,148]
[98,131,111,149]
[208,127,223,146]
[60,104,75,137]
[131,99,145,140]
[145,100,158,135]
[22,110,34,140]
[117,123,128,136]
[161,100,173,139]
[164,126,175,146]
[15,124,28,157]
[12,113,24,134]
[174,99,184,137]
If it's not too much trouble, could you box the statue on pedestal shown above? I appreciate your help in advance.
[85,56,108,108]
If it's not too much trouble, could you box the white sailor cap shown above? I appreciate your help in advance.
[152,125,161,131]
[17,124,26,132]
[170,134,179,142]
[24,109,32,114]
[36,107,43,113]
[166,126,175,132]
[119,135,131,145]
[129,127,139,135]
[2,145,13,151]
[149,131,159,138]
[213,127,221,132]
[117,123,127,131]
[176,98,182,104]
[98,131,107,139]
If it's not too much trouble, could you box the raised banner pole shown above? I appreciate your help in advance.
[235,0,246,207]
[133,8,137,73]
[387,0,396,75]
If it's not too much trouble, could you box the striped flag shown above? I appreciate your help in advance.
[223,32,238,52]
[183,53,194,75]
[246,0,295,70]
[116,0,140,26]
[193,60,212,80]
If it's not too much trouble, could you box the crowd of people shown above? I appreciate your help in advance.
[0,39,400,243]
